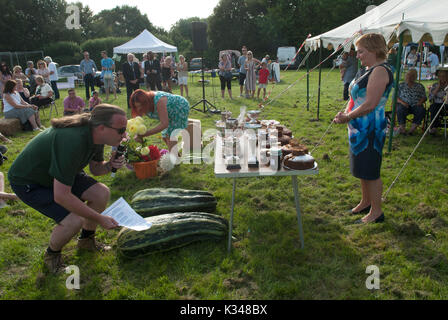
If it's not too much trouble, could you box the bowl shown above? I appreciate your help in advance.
[247,110,261,123]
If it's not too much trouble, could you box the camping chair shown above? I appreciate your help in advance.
[39,98,59,120]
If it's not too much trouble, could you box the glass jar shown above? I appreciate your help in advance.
[270,147,282,171]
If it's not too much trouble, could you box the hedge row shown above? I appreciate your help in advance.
[43,37,131,67]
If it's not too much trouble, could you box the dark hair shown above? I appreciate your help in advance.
[0,62,12,76]
[3,80,17,94]
[51,104,125,129]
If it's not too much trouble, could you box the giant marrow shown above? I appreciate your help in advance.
[116,212,228,258]
[131,188,217,217]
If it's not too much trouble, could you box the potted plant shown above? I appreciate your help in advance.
[125,117,162,179]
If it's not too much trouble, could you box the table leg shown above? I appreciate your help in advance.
[228,178,236,253]
[291,175,305,249]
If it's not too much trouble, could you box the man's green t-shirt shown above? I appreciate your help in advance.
[8,125,104,187]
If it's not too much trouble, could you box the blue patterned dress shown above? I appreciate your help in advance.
[147,91,190,138]
[347,63,393,179]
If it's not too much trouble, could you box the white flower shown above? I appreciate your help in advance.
[158,153,176,173]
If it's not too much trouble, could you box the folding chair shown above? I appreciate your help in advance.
[39,99,58,120]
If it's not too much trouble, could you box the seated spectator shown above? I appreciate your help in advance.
[30,75,53,109]
[12,65,29,83]
[0,171,19,208]
[428,67,448,135]
[63,88,85,116]
[0,62,12,99]
[2,79,43,131]
[406,47,418,68]
[0,145,19,208]
[396,69,427,135]
[25,61,38,94]
[0,132,12,144]
[36,60,50,83]
[89,90,102,111]
[15,79,30,103]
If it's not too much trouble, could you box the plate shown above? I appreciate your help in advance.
[282,161,318,171]
[260,120,280,127]
[244,123,262,129]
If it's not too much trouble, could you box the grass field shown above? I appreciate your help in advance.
[1,69,447,300]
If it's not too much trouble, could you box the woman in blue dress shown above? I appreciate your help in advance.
[333,33,394,224]
[129,89,190,151]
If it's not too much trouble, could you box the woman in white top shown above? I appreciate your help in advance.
[30,75,53,108]
[176,55,189,98]
[2,79,43,131]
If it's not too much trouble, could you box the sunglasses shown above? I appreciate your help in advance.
[104,124,126,135]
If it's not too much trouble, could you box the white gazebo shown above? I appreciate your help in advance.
[113,29,177,54]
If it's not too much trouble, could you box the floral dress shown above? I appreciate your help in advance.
[147,91,190,138]
[347,63,394,156]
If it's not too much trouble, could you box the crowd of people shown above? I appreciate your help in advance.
[0,38,447,274]
[218,45,276,100]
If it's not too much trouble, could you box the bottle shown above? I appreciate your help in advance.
[270,147,282,171]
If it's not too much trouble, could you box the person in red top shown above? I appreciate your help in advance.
[257,62,270,100]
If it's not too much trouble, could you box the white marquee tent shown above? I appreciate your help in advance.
[113,29,177,54]
[305,0,448,52]
[303,0,448,151]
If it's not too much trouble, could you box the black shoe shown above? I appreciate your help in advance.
[349,205,371,215]
[354,213,385,224]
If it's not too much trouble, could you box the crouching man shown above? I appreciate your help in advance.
[8,104,127,273]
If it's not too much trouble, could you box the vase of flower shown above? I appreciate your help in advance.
[133,159,158,179]
[123,118,162,179]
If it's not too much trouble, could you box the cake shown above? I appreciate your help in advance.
[283,128,292,137]
[279,135,291,146]
[283,153,315,170]
[281,143,309,157]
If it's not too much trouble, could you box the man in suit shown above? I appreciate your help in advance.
[122,53,141,109]
[144,51,162,91]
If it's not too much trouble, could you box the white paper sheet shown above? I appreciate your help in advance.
[102,197,152,231]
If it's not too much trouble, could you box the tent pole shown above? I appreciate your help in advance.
[418,41,423,82]
[317,39,322,120]
[388,32,404,153]
[306,52,310,111]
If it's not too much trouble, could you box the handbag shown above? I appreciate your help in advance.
[103,72,113,80]
[223,71,232,80]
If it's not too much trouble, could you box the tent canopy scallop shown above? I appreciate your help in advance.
[305,0,448,52]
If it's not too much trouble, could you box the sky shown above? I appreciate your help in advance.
[76,0,220,31]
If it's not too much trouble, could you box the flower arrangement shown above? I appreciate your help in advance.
[124,117,162,163]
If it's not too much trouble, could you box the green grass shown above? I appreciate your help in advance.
[1,70,448,300]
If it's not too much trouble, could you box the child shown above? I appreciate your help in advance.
[257,62,270,100]
[89,90,102,112]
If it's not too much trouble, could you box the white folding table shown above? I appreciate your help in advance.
[214,133,319,252]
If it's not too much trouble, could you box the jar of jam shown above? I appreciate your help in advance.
[270,147,282,171]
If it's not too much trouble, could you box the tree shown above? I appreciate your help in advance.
[207,0,386,62]
[169,17,206,61]
[0,0,69,51]
[89,5,156,39]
